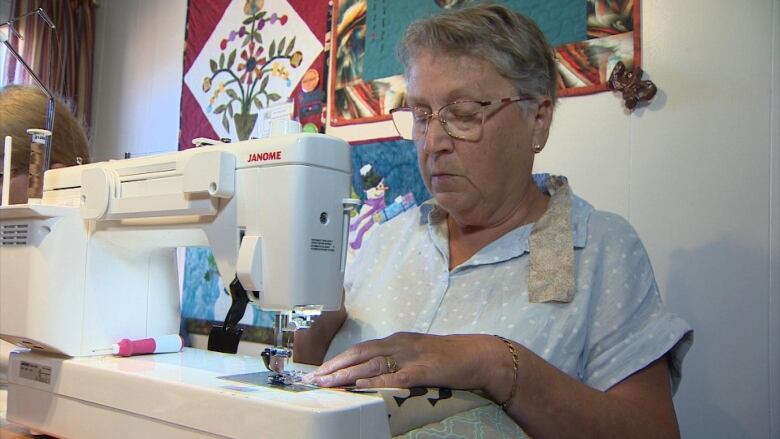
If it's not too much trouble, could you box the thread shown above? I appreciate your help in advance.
[25,129,51,202]
[27,142,45,200]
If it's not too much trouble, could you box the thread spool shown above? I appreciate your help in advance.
[27,143,45,201]
[26,129,52,203]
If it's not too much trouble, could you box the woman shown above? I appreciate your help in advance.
[296,4,692,437]
[0,85,90,205]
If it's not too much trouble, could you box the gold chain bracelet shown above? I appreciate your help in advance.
[494,335,519,411]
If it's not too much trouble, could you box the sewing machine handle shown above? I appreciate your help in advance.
[80,150,236,220]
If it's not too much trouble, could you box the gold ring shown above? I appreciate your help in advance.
[385,356,398,374]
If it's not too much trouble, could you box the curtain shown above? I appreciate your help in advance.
[4,0,96,126]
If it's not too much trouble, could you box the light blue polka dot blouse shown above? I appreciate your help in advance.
[327,175,693,392]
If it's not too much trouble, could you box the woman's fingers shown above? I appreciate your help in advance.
[307,332,473,390]
[311,355,390,387]
[355,367,418,389]
[314,338,391,376]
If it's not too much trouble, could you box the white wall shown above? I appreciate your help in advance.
[91,0,780,437]
[535,2,779,437]
[90,0,187,161]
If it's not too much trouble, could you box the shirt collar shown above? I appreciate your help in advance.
[420,174,593,268]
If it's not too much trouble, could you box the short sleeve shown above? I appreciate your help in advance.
[581,213,693,393]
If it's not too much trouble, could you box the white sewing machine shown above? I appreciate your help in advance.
[0,132,391,438]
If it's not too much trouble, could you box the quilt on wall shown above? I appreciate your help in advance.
[179,0,330,338]
[329,0,640,126]
[346,139,429,258]
[180,0,330,148]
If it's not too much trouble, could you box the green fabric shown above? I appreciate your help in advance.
[363,0,586,81]
[396,404,529,439]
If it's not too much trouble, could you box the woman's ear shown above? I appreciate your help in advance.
[530,97,554,148]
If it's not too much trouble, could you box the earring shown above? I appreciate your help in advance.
[532,144,544,153]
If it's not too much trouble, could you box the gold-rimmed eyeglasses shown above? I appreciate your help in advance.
[390,95,534,142]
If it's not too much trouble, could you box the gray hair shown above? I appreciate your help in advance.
[398,3,557,106]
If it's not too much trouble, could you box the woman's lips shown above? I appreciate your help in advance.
[431,173,458,185]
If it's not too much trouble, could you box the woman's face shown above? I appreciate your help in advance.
[406,50,552,227]
[0,170,28,205]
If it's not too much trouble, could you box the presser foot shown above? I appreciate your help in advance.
[261,347,308,388]
[261,347,291,373]
[266,370,307,386]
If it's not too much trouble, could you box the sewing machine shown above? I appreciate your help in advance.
[0,133,391,438]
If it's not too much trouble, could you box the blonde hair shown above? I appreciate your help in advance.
[398,3,558,105]
[0,85,90,171]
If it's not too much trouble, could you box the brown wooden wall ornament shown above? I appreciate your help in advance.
[607,61,657,110]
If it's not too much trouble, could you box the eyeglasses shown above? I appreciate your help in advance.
[390,95,534,142]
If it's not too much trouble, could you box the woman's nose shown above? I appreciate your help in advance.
[423,116,455,153]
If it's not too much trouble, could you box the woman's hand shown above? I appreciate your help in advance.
[308,333,682,439]
[306,332,506,394]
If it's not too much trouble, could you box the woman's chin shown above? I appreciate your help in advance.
[432,192,470,214]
